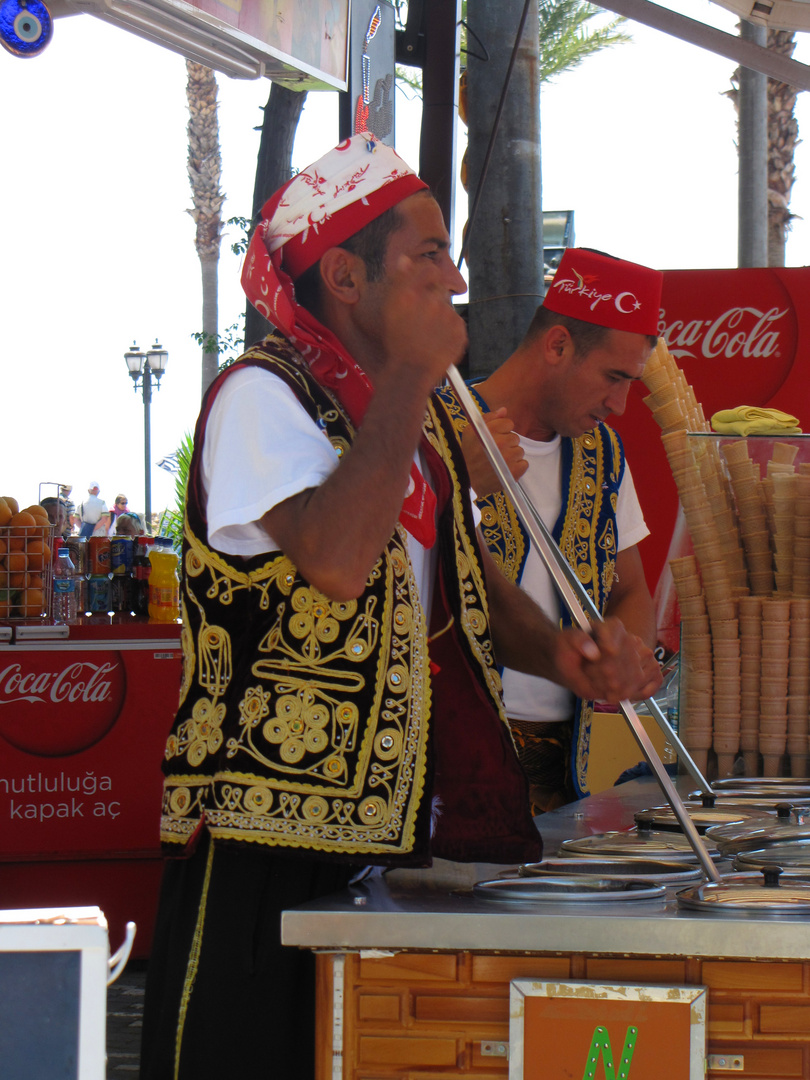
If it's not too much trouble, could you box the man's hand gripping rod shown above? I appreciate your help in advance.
[445,367,720,882]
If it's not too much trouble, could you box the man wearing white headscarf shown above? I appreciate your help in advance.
[139,134,660,1080]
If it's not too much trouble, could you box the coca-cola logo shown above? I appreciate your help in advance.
[658,272,798,413]
[0,652,126,756]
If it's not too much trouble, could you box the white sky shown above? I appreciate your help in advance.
[1,3,809,519]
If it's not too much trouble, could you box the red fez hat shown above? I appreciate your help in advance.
[543,248,663,336]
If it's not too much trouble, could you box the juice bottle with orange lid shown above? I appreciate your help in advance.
[148,537,180,622]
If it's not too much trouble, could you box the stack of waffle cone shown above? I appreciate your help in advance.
[643,339,806,778]
[738,596,762,775]
[770,471,796,593]
[671,556,712,776]
[794,469,810,597]
[758,598,790,776]
[789,598,810,777]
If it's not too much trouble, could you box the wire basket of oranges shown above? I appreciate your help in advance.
[0,495,56,620]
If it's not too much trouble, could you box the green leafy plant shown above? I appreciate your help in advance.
[158,430,195,551]
[227,215,252,256]
[191,314,245,369]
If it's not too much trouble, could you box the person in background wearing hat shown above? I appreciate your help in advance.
[59,485,77,534]
[139,140,661,1080]
[78,482,109,538]
[437,248,660,814]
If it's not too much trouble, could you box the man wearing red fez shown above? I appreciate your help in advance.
[438,247,662,815]
[140,142,661,1080]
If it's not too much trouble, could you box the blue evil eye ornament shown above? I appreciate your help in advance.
[1,0,52,58]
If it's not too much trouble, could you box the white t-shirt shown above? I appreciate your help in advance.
[200,365,438,619]
[500,432,649,724]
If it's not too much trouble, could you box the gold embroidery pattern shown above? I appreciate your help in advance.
[575,700,594,795]
[433,383,526,582]
[161,349,503,857]
[162,513,430,855]
[424,401,506,713]
[557,432,621,614]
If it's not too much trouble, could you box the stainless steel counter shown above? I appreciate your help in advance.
[282,777,810,960]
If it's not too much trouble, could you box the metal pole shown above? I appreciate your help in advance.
[419,0,461,233]
[143,363,152,534]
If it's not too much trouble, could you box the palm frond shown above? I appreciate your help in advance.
[158,431,195,550]
[538,0,630,83]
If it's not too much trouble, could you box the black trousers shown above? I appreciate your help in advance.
[139,834,356,1079]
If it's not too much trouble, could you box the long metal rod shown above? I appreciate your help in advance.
[446,367,721,882]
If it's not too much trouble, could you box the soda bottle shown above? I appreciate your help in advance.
[133,536,152,617]
[148,537,180,622]
[53,545,78,624]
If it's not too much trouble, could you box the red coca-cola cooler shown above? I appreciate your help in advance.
[611,267,810,649]
[0,618,181,958]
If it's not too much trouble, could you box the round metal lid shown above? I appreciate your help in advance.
[518,857,702,885]
[692,787,810,804]
[706,820,810,857]
[676,869,810,914]
[713,776,810,790]
[558,831,723,862]
[634,802,771,834]
[734,841,810,870]
[473,874,666,904]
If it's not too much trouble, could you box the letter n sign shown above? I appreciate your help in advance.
[582,1024,637,1079]
[508,980,706,1080]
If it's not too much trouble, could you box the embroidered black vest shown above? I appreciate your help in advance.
[160,338,540,865]
[434,381,626,797]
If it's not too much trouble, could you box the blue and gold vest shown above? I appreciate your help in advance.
[159,339,541,865]
[435,381,626,798]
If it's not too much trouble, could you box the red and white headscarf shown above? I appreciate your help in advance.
[241,133,437,547]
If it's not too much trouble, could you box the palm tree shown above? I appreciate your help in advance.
[726,29,799,267]
[765,30,799,266]
[185,60,225,395]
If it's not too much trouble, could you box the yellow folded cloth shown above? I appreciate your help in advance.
[711,406,802,436]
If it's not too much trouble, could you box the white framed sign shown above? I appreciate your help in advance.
[510,979,707,1079]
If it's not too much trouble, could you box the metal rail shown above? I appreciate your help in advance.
[445,366,721,882]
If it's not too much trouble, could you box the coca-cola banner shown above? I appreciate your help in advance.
[611,267,810,636]
[0,641,181,859]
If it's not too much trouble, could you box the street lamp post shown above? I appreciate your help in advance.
[124,340,169,533]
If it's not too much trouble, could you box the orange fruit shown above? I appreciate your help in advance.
[0,538,6,557]
[0,498,10,527]
[0,590,11,619]
[4,551,27,574]
[8,571,27,589]
[25,540,48,572]
[2,497,19,515]
[19,589,45,616]
[9,511,36,538]
[23,505,49,522]
[27,574,44,590]
[8,536,26,552]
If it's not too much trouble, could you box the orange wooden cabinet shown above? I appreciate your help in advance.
[315,950,810,1079]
